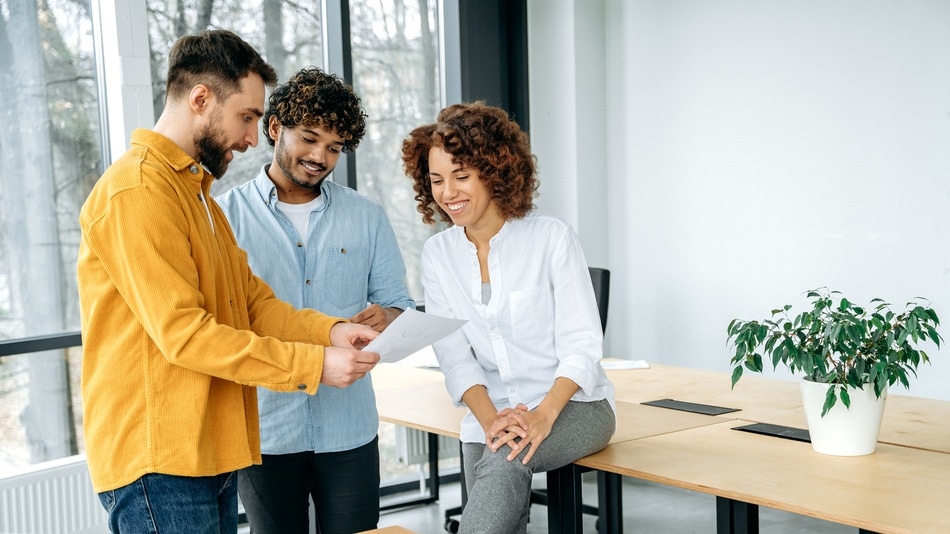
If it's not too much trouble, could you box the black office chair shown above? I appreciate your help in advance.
[588,266,610,334]
[444,267,610,533]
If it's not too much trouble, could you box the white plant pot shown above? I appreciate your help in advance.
[800,379,887,456]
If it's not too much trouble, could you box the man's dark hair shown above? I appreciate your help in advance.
[165,29,277,103]
[263,67,367,152]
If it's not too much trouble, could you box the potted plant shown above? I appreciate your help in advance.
[726,288,941,456]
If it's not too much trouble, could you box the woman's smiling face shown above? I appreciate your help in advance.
[427,145,503,232]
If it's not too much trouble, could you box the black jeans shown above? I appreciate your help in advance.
[237,436,380,534]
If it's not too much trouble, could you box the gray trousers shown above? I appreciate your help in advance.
[458,399,615,534]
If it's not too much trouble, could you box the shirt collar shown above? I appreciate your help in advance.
[454,217,514,249]
[252,163,333,212]
[131,128,211,192]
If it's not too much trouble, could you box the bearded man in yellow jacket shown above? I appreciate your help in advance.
[77,29,380,533]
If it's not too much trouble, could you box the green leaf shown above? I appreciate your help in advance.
[730,366,743,388]
[821,386,838,417]
[839,387,851,408]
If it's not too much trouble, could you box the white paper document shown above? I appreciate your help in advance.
[601,359,650,370]
[364,308,466,363]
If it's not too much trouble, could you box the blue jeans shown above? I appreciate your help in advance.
[97,472,238,534]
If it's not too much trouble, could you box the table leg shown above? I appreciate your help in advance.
[716,497,759,534]
[426,431,440,500]
[597,471,623,534]
[546,464,584,533]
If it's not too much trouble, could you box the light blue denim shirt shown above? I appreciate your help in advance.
[216,165,415,454]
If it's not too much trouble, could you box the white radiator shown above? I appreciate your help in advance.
[394,426,459,465]
[0,454,107,534]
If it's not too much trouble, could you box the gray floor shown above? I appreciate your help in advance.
[376,472,855,533]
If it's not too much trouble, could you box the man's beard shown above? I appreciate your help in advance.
[194,120,233,179]
[275,137,328,190]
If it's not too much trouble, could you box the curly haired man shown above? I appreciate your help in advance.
[216,67,414,533]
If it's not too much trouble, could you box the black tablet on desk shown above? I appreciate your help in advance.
[641,398,740,416]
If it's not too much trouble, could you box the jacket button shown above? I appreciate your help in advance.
[297,384,307,390]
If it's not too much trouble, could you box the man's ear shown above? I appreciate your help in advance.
[189,84,213,114]
[267,115,283,140]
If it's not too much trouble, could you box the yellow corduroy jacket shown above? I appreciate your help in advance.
[78,129,343,492]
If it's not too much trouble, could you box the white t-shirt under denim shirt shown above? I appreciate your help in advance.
[421,211,615,444]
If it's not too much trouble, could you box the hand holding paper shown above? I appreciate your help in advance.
[364,308,466,363]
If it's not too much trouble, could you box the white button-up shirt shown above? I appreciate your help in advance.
[421,211,615,443]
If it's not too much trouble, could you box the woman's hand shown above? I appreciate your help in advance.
[489,403,558,464]
[489,378,581,464]
[485,406,529,457]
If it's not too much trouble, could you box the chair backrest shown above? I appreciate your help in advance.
[588,267,610,334]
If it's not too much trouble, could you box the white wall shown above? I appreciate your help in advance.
[528,0,610,268]
[529,0,950,400]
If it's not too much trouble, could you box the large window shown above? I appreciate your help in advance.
[349,0,441,298]
[0,0,102,471]
[0,0,449,483]
[146,0,326,193]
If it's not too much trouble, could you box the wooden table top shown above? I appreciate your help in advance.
[371,363,444,391]
[607,363,950,453]
[372,363,950,533]
[374,380,465,437]
[372,364,730,444]
[357,526,416,534]
[576,419,950,534]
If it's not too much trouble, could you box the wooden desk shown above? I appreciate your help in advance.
[371,363,445,391]
[375,363,950,533]
[375,380,465,438]
[576,419,950,534]
[608,363,950,453]
[373,364,736,533]
[375,377,729,445]
[357,526,416,534]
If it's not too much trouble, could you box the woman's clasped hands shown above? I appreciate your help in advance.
[486,403,558,464]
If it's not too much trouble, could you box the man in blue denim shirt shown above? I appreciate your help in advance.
[216,67,414,534]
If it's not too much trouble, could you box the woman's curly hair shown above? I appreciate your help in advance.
[263,67,367,152]
[402,101,538,225]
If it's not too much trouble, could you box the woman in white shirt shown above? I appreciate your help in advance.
[402,101,616,534]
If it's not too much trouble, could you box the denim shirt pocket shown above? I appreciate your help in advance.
[322,245,369,310]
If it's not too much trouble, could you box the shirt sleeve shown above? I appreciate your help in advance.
[548,224,605,396]
[366,206,416,311]
[82,181,336,394]
[421,239,487,406]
